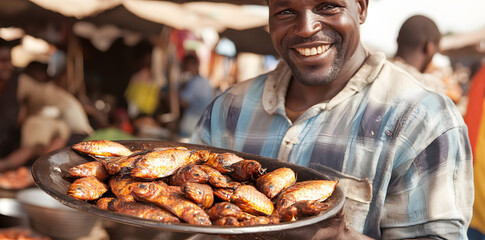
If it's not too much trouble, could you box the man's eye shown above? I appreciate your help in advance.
[273,9,294,19]
[318,4,340,13]
[278,9,294,15]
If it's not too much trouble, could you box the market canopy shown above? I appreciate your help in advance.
[7,0,268,33]
[30,0,121,19]
[123,1,268,32]
[0,0,275,55]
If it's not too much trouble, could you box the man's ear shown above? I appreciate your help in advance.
[357,0,369,24]
[424,41,438,56]
[422,41,438,71]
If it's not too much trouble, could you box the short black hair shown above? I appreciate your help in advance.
[397,15,441,49]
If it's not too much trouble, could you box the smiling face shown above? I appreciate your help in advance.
[268,0,368,86]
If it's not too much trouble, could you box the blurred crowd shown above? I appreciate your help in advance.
[0,28,277,174]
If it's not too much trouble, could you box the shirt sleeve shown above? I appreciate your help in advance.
[381,125,473,239]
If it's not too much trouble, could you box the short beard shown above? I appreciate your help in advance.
[285,52,343,86]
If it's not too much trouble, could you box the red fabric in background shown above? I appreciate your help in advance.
[465,64,485,161]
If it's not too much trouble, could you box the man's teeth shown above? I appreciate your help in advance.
[295,45,330,56]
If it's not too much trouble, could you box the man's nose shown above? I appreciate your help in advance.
[295,11,322,38]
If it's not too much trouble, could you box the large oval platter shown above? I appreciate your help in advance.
[31,140,344,235]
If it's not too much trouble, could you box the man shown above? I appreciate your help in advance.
[191,0,473,239]
[391,15,447,95]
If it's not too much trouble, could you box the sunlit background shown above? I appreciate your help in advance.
[361,0,485,55]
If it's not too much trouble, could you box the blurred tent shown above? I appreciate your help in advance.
[81,5,166,37]
[0,0,268,33]
[441,28,485,58]
[0,0,274,56]
[157,0,265,4]
[30,0,121,19]
[19,0,268,33]
[123,1,268,33]
[0,0,73,43]
[440,28,485,71]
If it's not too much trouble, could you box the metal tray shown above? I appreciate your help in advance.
[31,140,344,235]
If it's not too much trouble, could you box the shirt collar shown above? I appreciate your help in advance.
[262,52,387,115]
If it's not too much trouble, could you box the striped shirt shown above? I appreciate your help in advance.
[191,52,473,239]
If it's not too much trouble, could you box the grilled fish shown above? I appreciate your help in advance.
[171,164,239,189]
[109,175,143,202]
[68,176,108,200]
[170,164,209,186]
[96,197,180,223]
[213,188,234,202]
[214,216,240,226]
[291,200,330,216]
[256,168,296,199]
[206,202,252,221]
[230,160,265,181]
[96,197,112,210]
[99,155,138,175]
[215,185,274,216]
[198,165,240,189]
[68,161,109,180]
[99,147,188,175]
[239,215,280,226]
[182,182,214,209]
[277,200,330,222]
[208,202,279,226]
[275,180,338,211]
[131,148,210,179]
[205,152,244,174]
[232,185,274,216]
[131,181,211,225]
[72,140,132,157]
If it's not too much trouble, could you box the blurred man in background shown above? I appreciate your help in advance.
[391,15,464,103]
[391,15,447,95]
